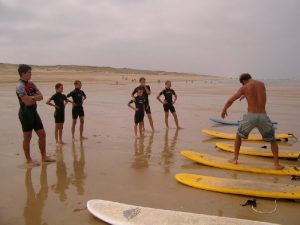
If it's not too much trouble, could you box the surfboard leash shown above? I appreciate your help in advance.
[241,199,277,214]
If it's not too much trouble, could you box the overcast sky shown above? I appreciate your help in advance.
[0,0,299,79]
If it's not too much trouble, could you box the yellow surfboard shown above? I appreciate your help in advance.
[216,143,300,159]
[176,173,300,199]
[181,150,300,176]
[202,129,294,141]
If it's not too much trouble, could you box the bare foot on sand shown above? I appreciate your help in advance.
[60,141,67,145]
[56,142,62,147]
[80,136,88,140]
[27,160,40,167]
[42,156,56,163]
[177,127,183,130]
[274,164,285,170]
[228,159,238,164]
[72,138,78,142]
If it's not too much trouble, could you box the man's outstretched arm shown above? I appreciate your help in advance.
[221,88,244,119]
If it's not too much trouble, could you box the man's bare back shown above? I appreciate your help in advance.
[242,79,267,114]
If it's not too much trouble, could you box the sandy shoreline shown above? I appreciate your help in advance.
[0,66,300,225]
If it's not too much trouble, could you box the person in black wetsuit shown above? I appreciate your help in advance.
[16,64,55,166]
[46,83,73,146]
[157,80,182,129]
[67,80,87,141]
[131,77,154,131]
[128,87,146,138]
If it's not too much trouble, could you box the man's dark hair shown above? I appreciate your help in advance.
[55,83,63,90]
[18,64,32,76]
[239,73,252,84]
[139,77,146,82]
[74,80,81,85]
[165,80,171,85]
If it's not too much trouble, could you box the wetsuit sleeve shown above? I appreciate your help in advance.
[63,94,67,101]
[131,87,137,97]
[158,90,164,96]
[128,99,135,104]
[16,82,26,97]
[82,91,86,98]
[50,94,56,101]
[172,89,177,96]
[66,91,73,98]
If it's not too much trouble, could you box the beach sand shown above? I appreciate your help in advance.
[0,65,299,225]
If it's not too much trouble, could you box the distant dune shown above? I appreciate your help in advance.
[0,63,221,84]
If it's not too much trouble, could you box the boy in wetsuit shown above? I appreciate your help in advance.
[67,80,87,141]
[131,77,154,131]
[46,83,73,146]
[128,87,146,138]
[157,80,182,129]
[16,64,55,166]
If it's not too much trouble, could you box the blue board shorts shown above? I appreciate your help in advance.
[237,113,275,142]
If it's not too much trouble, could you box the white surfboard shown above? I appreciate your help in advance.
[87,199,278,225]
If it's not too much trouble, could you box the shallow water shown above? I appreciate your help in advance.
[0,79,300,225]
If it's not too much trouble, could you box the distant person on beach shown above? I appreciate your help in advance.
[16,64,55,165]
[157,80,182,129]
[221,73,284,170]
[128,87,146,138]
[46,83,73,146]
[132,77,154,131]
[67,80,87,142]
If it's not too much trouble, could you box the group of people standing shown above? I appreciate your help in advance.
[16,64,283,170]
[128,77,182,138]
[16,64,88,166]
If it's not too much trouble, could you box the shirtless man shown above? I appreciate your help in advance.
[221,73,284,170]
[16,64,55,166]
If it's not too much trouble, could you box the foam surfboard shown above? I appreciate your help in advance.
[202,129,293,141]
[87,199,279,225]
[216,143,300,159]
[209,118,239,126]
[181,150,300,176]
[176,173,300,199]
[209,118,277,126]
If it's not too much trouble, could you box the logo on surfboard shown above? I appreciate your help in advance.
[123,207,141,220]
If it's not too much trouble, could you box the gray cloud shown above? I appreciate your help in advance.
[0,0,299,78]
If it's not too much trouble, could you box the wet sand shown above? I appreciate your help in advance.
[0,68,300,225]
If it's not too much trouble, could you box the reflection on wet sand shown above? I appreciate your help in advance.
[71,142,86,195]
[131,133,153,169]
[51,149,70,202]
[23,165,48,225]
[159,129,179,173]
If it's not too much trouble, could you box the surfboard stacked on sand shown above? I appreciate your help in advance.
[87,199,280,225]
[176,126,300,200]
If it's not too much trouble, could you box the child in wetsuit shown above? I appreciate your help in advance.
[131,77,154,131]
[157,80,182,129]
[128,87,146,138]
[67,80,87,141]
[46,83,73,146]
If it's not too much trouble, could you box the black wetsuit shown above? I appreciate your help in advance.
[67,88,86,119]
[132,85,151,114]
[129,96,146,124]
[16,79,44,132]
[159,88,177,113]
[49,92,68,123]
